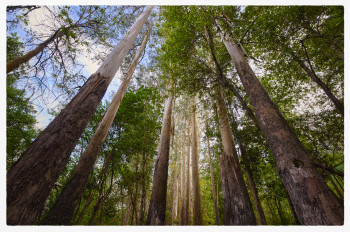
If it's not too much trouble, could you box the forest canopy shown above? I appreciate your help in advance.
[5,5,344,226]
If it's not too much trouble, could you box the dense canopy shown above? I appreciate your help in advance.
[6,5,344,226]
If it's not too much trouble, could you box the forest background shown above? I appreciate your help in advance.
[1,0,349,231]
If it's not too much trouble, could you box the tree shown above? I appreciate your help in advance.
[7,6,154,225]
[146,80,174,225]
[222,33,343,225]
[190,96,203,225]
[41,24,152,225]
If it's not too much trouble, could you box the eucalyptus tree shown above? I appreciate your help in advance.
[146,79,175,225]
[42,25,152,225]
[221,19,343,224]
[7,6,154,225]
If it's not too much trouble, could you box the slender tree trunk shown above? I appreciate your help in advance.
[6,6,154,225]
[185,116,191,225]
[179,121,186,225]
[76,187,94,224]
[289,49,344,116]
[275,198,286,225]
[190,97,203,225]
[326,171,343,200]
[172,168,179,224]
[266,199,276,225]
[216,88,257,225]
[229,106,267,225]
[139,151,147,225]
[6,28,64,73]
[205,121,220,225]
[223,36,344,224]
[40,24,152,225]
[123,197,132,225]
[146,82,174,225]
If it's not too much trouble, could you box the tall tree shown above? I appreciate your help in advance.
[146,81,174,225]
[41,25,152,225]
[6,6,154,225]
[205,120,220,225]
[215,87,257,225]
[222,34,344,224]
[190,96,203,225]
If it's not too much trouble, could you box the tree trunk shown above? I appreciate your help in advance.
[139,151,147,225]
[6,28,64,73]
[179,120,186,225]
[216,88,257,225]
[190,96,203,225]
[266,199,276,225]
[123,197,132,225]
[223,36,344,225]
[6,6,154,225]
[171,168,179,224]
[205,121,220,225]
[76,187,94,224]
[185,116,191,225]
[286,191,300,225]
[41,23,152,225]
[229,106,267,225]
[146,83,174,225]
[289,48,344,116]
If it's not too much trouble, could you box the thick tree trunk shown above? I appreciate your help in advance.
[216,88,257,225]
[190,97,203,225]
[146,84,174,225]
[223,36,344,225]
[40,24,152,225]
[205,121,220,225]
[6,6,154,225]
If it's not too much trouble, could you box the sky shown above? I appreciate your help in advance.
[1,1,350,231]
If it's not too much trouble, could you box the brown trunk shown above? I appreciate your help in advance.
[76,187,94,224]
[41,25,152,225]
[286,192,301,225]
[205,121,220,225]
[6,6,154,225]
[216,88,257,225]
[6,29,64,73]
[223,36,344,225]
[146,83,174,225]
[123,197,132,225]
[190,97,203,225]
[179,120,186,225]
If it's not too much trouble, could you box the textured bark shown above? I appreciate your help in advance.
[216,88,257,225]
[205,121,220,225]
[190,97,203,225]
[6,6,154,225]
[146,86,174,225]
[223,36,344,225]
[40,23,152,225]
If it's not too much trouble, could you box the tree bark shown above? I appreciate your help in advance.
[6,6,154,225]
[223,36,344,225]
[216,87,257,225]
[205,121,220,225]
[146,82,174,225]
[40,23,152,225]
[190,96,203,225]
[179,119,186,225]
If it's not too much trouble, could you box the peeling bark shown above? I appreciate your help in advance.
[223,36,344,225]
[6,6,154,225]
